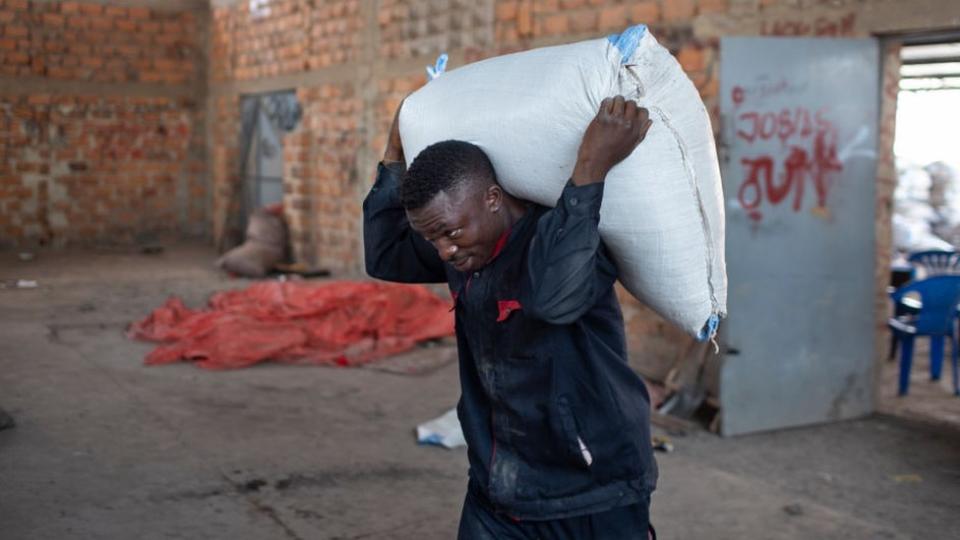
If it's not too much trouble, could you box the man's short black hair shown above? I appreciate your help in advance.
[400,140,496,210]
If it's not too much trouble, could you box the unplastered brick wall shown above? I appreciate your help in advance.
[0,94,202,245]
[210,0,362,82]
[209,0,959,367]
[0,0,207,248]
[209,93,240,245]
[0,0,198,84]
[378,0,494,58]
[300,84,363,270]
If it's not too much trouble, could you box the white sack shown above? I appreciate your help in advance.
[400,25,726,338]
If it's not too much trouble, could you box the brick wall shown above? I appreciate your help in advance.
[0,0,206,248]
[210,0,363,82]
[0,0,198,84]
[209,93,240,246]
[204,0,958,372]
[0,94,203,244]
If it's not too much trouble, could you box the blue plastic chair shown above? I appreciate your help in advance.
[888,250,960,361]
[888,276,960,396]
[908,249,960,277]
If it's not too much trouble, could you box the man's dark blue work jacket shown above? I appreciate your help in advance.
[362,162,657,521]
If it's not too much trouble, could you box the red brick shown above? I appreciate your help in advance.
[5,25,27,38]
[67,15,88,29]
[47,65,71,78]
[90,17,113,31]
[128,7,151,20]
[114,19,136,32]
[60,2,81,15]
[677,45,705,71]
[0,11,15,24]
[631,1,661,23]
[42,13,65,26]
[5,0,27,11]
[598,4,628,31]
[663,0,696,21]
[139,20,161,33]
[569,9,596,32]
[115,44,139,57]
[533,0,559,14]
[516,0,533,36]
[541,13,568,35]
[79,3,103,16]
[105,6,128,18]
[7,51,28,64]
[496,0,518,21]
[81,55,103,68]
[698,0,728,14]
[0,38,14,50]
[162,20,183,34]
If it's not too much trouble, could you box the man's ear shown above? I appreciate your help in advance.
[485,184,503,213]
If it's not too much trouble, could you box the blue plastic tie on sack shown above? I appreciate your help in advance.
[426,53,448,81]
[697,313,720,343]
[606,24,647,64]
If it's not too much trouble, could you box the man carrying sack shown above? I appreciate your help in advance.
[363,95,658,539]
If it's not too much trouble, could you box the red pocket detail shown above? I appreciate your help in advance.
[496,300,522,322]
[450,291,459,312]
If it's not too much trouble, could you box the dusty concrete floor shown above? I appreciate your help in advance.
[1,243,958,540]
[878,331,960,431]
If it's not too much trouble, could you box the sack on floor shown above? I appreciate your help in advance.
[399,25,726,338]
[216,208,288,278]
[217,241,284,278]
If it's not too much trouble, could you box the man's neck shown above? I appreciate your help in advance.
[501,196,528,230]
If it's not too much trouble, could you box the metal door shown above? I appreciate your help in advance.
[241,97,286,210]
[719,38,880,435]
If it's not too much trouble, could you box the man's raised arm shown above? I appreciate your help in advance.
[362,103,446,283]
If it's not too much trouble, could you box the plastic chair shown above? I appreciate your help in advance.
[888,250,960,361]
[908,249,960,277]
[887,289,922,361]
[888,276,960,396]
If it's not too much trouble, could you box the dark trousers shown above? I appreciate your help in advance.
[457,489,655,540]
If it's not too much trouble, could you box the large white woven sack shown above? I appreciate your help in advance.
[400,25,726,338]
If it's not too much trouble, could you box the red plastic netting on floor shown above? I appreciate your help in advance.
[128,281,455,369]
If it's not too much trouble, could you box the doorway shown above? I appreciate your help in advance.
[882,36,960,429]
[220,90,301,251]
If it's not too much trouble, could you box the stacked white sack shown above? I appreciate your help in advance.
[399,25,727,339]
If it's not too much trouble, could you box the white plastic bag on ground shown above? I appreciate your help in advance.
[416,408,465,449]
[400,25,726,338]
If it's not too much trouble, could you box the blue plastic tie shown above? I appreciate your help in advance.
[426,53,448,81]
[606,24,647,64]
[697,313,720,343]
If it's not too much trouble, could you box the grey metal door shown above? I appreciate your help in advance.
[249,106,285,209]
[243,99,285,210]
[719,38,880,436]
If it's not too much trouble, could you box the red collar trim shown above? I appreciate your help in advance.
[487,227,511,263]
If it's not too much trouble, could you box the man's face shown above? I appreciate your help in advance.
[407,181,504,274]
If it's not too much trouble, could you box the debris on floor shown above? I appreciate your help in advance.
[890,473,923,484]
[0,279,39,290]
[782,503,805,517]
[416,408,465,449]
[128,281,454,369]
[0,407,14,431]
[652,435,675,453]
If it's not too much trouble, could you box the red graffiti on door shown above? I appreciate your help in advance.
[732,98,843,222]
